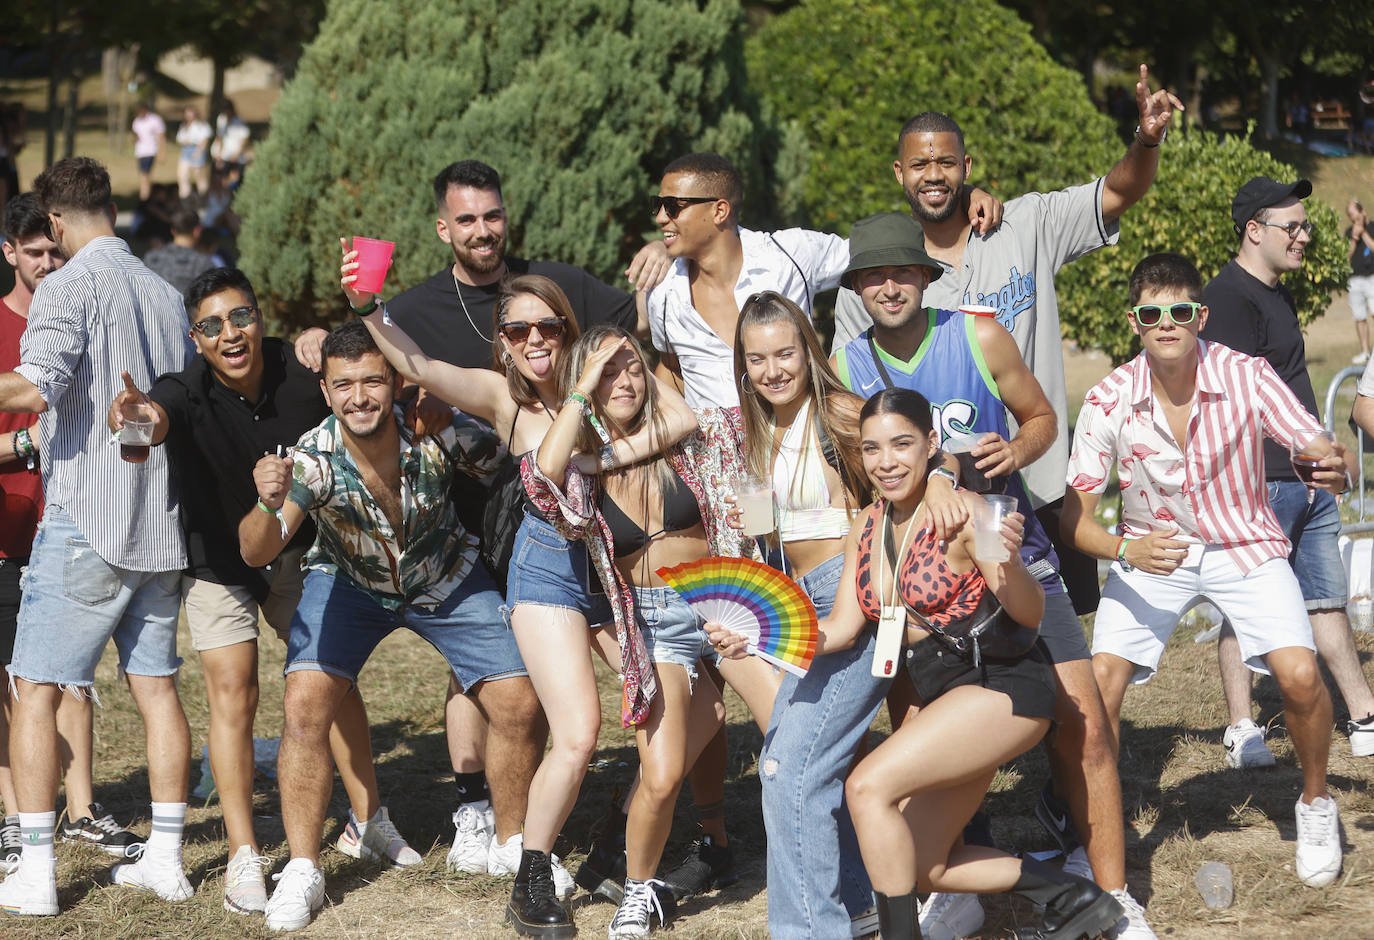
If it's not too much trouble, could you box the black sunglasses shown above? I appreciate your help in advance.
[1130,302,1200,327]
[192,305,259,338]
[499,316,567,343]
[649,195,719,220]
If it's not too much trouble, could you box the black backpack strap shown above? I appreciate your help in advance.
[768,233,812,312]
[867,331,897,390]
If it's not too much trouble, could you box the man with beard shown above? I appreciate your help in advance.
[241,321,542,932]
[831,67,1180,940]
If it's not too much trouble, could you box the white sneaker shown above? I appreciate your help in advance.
[487,831,575,900]
[447,800,495,873]
[1222,719,1276,768]
[1063,846,1095,881]
[1347,714,1374,757]
[1294,796,1342,887]
[918,892,984,940]
[0,857,58,916]
[1106,888,1157,939]
[224,844,271,914]
[335,806,422,867]
[1355,351,1370,365]
[112,851,194,902]
[265,858,325,932]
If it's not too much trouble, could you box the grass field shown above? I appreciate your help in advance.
[1,607,1372,940]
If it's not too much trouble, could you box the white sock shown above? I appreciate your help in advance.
[146,802,186,857]
[18,811,56,864]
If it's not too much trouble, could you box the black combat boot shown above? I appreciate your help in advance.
[874,889,922,938]
[507,849,575,938]
[1011,856,1123,939]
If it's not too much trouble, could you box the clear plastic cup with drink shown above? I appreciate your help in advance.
[119,402,156,464]
[973,494,1017,563]
[735,474,775,536]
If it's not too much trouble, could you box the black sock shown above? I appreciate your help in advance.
[455,771,490,806]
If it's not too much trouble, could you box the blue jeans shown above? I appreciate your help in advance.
[761,552,890,938]
[286,566,525,690]
[1267,480,1347,610]
[9,505,182,689]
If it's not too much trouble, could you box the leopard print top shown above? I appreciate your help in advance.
[855,501,986,629]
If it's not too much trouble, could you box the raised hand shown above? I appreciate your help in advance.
[253,453,295,511]
[108,370,152,432]
[1136,64,1185,145]
[339,237,372,309]
[574,336,630,398]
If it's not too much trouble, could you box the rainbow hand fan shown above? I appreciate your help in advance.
[655,557,817,676]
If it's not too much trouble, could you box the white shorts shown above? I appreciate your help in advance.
[1091,544,1313,684]
[1350,274,1374,321]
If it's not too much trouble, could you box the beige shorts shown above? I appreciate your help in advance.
[181,547,307,652]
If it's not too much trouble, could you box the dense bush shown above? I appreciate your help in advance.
[747,0,1346,363]
[236,0,777,332]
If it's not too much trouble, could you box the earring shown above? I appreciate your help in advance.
[502,349,514,366]
[740,375,756,397]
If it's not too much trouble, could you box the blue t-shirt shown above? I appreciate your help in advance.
[835,307,1063,593]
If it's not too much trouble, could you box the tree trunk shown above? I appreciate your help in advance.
[44,0,61,167]
[62,75,79,158]
[1259,52,1280,139]
[209,59,227,137]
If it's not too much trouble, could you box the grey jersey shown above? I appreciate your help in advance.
[832,178,1119,507]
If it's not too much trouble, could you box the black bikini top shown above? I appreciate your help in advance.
[599,467,702,557]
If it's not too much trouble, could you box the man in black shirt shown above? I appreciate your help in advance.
[111,269,417,915]
[1201,178,1374,766]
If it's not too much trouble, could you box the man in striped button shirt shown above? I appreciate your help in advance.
[1061,251,1348,889]
[0,158,196,915]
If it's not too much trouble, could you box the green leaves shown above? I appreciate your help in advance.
[236,0,776,333]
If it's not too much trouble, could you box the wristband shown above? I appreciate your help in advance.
[1115,535,1134,571]
[256,498,277,514]
[1134,125,1164,148]
[566,391,590,412]
[15,427,35,458]
[599,445,617,470]
[349,296,378,316]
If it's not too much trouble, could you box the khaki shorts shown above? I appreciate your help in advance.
[181,547,307,652]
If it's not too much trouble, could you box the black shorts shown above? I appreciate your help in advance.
[0,557,24,666]
[905,634,1057,720]
[137,156,155,174]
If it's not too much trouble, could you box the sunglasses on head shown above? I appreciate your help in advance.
[192,305,258,338]
[1130,302,1200,327]
[649,195,718,220]
[498,316,567,343]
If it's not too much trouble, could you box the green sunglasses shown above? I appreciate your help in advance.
[1130,302,1200,327]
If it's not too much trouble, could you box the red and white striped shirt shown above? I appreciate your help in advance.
[1067,339,1321,574]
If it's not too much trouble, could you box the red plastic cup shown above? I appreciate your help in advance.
[351,236,395,294]
[958,304,997,318]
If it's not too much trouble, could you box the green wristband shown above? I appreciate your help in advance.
[349,297,378,315]
[256,498,278,515]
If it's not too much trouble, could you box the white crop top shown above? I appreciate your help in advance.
[772,399,855,542]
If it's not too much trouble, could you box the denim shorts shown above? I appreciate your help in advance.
[286,565,527,691]
[8,505,182,688]
[1268,480,1347,610]
[504,512,612,626]
[632,584,715,681]
[791,551,846,617]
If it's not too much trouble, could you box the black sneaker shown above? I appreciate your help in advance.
[662,834,737,902]
[61,803,143,857]
[1034,782,1081,855]
[575,796,627,904]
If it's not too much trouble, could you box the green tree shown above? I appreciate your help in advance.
[747,0,1346,363]
[236,0,776,331]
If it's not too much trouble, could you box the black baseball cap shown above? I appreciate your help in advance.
[842,212,944,289]
[1231,177,1312,234]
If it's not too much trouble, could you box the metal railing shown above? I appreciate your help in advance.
[1323,365,1374,533]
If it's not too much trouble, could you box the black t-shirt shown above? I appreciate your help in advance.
[151,337,329,596]
[1347,227,1374,278]
[1200,259,1318,482]
[384,257,637,370]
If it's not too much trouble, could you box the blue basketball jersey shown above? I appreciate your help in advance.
[835,308,1062,590]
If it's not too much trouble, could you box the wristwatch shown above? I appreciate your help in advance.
[927,465,958,487]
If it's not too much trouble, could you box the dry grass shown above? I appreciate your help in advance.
[3,613,1374,939]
